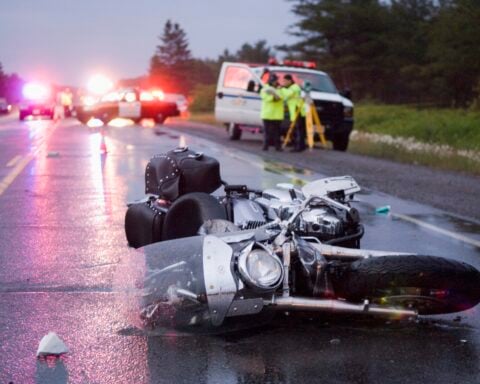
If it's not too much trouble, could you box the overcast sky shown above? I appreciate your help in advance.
[0,0,298,86]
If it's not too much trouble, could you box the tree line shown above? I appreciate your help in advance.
[2,1,478,109]
[283,0,480,107]
[149,1,480,108]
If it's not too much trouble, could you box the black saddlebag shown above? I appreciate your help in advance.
[125,198,167,248]
[145,147,221,201]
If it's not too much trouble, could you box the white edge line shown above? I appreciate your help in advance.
[392,213,480,249]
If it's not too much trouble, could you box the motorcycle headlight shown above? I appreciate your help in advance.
[238,248,283,290]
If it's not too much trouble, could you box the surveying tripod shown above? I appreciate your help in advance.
[283,91,327,149]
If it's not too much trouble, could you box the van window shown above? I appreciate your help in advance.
[223,66,252,89]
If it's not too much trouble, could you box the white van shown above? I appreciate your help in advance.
[214,60,354,151]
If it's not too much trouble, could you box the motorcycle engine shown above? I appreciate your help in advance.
[298,207,343,238]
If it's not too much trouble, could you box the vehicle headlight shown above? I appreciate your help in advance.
[344,106,353,118]
[238,247,283,290]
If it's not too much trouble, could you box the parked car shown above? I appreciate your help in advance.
[0,98,12,115]
[19,82,54,121]
[76,88,180,125]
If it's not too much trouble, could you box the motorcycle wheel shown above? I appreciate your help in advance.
[333,255,480,315]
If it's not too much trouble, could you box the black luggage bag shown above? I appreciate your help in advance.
[125,198,168,248]
[145,147,222,201]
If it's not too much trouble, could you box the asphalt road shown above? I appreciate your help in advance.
[169,119,480,221]
[0,116,479,384]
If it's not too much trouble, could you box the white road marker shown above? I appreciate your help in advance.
[392,213,480,249]
[230,152,480,248]
[6,155,22,168]
[0,154,35,196]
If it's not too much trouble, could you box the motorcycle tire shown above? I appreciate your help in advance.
[332,255,480,315]
[162,192,227,241]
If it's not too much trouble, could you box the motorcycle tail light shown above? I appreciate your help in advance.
[238,248,283,290]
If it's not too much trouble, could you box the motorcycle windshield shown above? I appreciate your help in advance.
[140,236,213,333]
[117,233,280,334]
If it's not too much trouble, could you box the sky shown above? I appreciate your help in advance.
[0,0,298,86]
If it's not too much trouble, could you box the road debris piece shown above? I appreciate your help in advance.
[330,338,341,345]
[375,205,391,214]
[36,332,69,357]
[46,151,60,158]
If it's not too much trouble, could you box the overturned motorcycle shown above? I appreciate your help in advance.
[125,147,480,331]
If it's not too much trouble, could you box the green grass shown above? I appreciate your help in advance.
[188,108,480,174]
[349,137,480,175]
[187,112,223,127]
[356,104,480,151]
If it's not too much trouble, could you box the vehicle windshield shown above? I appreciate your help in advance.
[260,70,338,94]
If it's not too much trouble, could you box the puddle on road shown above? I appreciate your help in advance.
[264,159,313,177]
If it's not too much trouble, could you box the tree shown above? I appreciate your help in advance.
[284,0,393,101]
[426,0,480,106]
[235,40,272,63]
[218,40,273,63]
[0,62,6,97]
[150,20,192,94]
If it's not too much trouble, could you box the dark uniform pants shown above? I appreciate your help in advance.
[262,119,282,150]
[293,116,306,151]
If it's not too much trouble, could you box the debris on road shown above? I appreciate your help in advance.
[375,205,391,214]
[330,338,341,345]
[46,151,60,158]
[36,332,69,357]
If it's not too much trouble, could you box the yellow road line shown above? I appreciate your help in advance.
[6,155,22,168]
[0,154,35,196]
[0,120,60,196]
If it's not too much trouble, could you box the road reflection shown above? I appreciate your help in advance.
[146,316,480,384]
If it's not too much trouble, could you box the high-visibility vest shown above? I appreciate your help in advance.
[260,84,284,120]
[282,83,305,119]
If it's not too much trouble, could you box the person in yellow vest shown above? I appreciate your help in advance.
[260,73,284,151]
[282,74,306,152]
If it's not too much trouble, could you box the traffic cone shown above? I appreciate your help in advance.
[100,130,108,154]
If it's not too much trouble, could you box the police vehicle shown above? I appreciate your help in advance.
[19,82,55,121]
[215,59,354,151]
[76,88,180,125]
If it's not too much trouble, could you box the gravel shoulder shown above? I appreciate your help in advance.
[166,119,480,221]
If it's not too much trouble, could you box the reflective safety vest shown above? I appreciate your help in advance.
[260,84,284,120]
[282,83,305,120]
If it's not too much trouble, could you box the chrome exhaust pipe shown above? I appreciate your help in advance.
[266,296,417,318]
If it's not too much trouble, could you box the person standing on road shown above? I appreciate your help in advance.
[282,74,306,152]
[260,74,284,151]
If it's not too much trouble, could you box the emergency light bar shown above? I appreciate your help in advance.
[268,58,317,69]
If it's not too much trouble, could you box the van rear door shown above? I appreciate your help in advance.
[215,62,262,127]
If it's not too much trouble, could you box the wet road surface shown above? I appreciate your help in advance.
[0,117,479,383]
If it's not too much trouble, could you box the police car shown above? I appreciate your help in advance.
[76,88,180,125]
[215,59,354,151]
[19,82,55,121]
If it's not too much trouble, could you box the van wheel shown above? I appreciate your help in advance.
[332,132,350,151]
[227,123,242,140]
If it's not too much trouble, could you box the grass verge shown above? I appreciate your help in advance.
[188,110,480,175]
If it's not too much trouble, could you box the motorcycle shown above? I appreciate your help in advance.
[124,147,480,332]
[125,147,363,249]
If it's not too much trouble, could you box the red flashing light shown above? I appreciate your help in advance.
[267,58,317,69]
[23,82,51,100]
